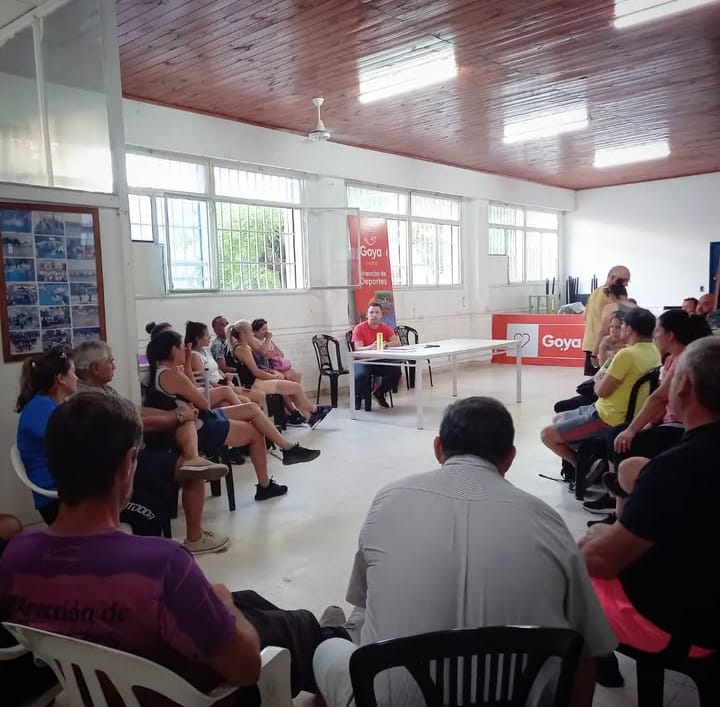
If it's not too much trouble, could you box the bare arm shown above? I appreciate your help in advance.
[594,372,621,398]
[250,335,274,356]
[578,523,653,579]
[208,585,262,687]
[158,368,211,411]
[597,336,612,367]
[217,356,236,374]
[234,344,280,380]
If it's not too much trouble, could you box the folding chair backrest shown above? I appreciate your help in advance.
[625,366,661,423]
[10,444,58,498]
[312,334,344,373]
[3,623,238,707]
[345,330,354,352]
[395,325,419,346]
[349,626,583,707]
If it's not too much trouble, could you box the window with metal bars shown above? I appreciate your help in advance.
[346,184,461,287]
[126,152,304,291]
[488,203,559,284]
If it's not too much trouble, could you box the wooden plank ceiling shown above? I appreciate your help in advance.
[116,0,720,190]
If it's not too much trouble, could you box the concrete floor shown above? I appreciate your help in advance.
[188,362,700,707]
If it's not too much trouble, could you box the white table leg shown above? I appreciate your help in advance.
[415,361,424,430]
[451,354,458,397]
[515,341,522,403]
[349,355,356,420]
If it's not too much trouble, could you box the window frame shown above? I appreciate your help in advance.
[126,148,307,294]
[346,180,462,288]
[488,202,560,285]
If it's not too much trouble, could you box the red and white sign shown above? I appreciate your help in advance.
[348,215,397,327]
[492,314,585,367]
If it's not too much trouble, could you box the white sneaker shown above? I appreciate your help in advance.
[176,457,228,483]
[183,529,231,555]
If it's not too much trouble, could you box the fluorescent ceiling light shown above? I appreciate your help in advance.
[594,140,670,167]
[503,108,589,144]
[613,0,720,28]
[358,40,457,104]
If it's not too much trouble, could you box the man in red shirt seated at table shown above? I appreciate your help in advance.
[351,302,402,409]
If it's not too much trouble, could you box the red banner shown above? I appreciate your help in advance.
[492,313,585,366]
[348,215,397,327]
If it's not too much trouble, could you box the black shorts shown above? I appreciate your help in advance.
[197,408,230,455]
[607,424,684,465]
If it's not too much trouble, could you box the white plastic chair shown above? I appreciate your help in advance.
[0,638,63,707]
[3,622,293,707]
[10,444,133,534]
[10,444,58,499]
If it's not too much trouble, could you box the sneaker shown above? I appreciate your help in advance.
[602,471,628,499]
[286,410,307,426]
[282,444,321,465]
[587,513,616,527]
[582,492,615,514]
[308,405,332,429]
[373,390,390,408]
[254,478,288,501]
[176,457,229,483]
[319,605,347,628]
[183,529,231,555]
[585,458,608,486]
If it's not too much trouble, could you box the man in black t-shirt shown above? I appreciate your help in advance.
[579,336,720,654]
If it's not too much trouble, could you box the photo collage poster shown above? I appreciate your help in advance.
[0,205,105,361]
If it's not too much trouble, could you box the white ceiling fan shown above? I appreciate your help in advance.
[307,97,332,142]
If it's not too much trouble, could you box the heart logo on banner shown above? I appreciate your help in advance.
[513,332,532,349]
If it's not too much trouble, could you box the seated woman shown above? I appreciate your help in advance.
[250,318,305,425]
[15,348,78,524]
[184,320,259,409]
[597,315,626,367]
[145,331,321,501]
[228,320,331,428]
[592,284,636,361]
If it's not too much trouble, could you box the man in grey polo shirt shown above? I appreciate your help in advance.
[313,397,616,707]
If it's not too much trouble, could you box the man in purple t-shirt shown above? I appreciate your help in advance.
[0,393,346,703]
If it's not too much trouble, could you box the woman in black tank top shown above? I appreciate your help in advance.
[226,320,331,427]
[146,330,322,484]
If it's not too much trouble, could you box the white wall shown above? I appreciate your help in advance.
[125,100,573,384]
[565,173,720,309]
[0,186,137,524]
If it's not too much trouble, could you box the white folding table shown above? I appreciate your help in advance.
[348,338,522,429]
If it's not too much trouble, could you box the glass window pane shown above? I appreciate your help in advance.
[526,210,559,230]
[507,230,524,283]
[347,185,407,215]
[129,194,153,242]
[215,201,303,291]
[411,222,438,285]
[387,219,408,286]
[411,194,460,221]
[214,166,300,204]
[165,198,211,290]
[526,231,544,281]
[489,203,524,227]
[489,227,506,255]
[126,153,206,193]
[42,0,112,192]
[541,231,558,280]
[437,224,460,285]
[0,27,46,185]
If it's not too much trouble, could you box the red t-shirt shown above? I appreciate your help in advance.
[352,321,395,347]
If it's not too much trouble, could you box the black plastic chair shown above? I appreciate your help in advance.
[618,635,720,707]
[574,366,661,500]
[345,330,393,411]
[395,324,434,389]
[312,334,348,408]
[349,626,583,707]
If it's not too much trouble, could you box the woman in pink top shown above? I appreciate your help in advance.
[602,311,712,518]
